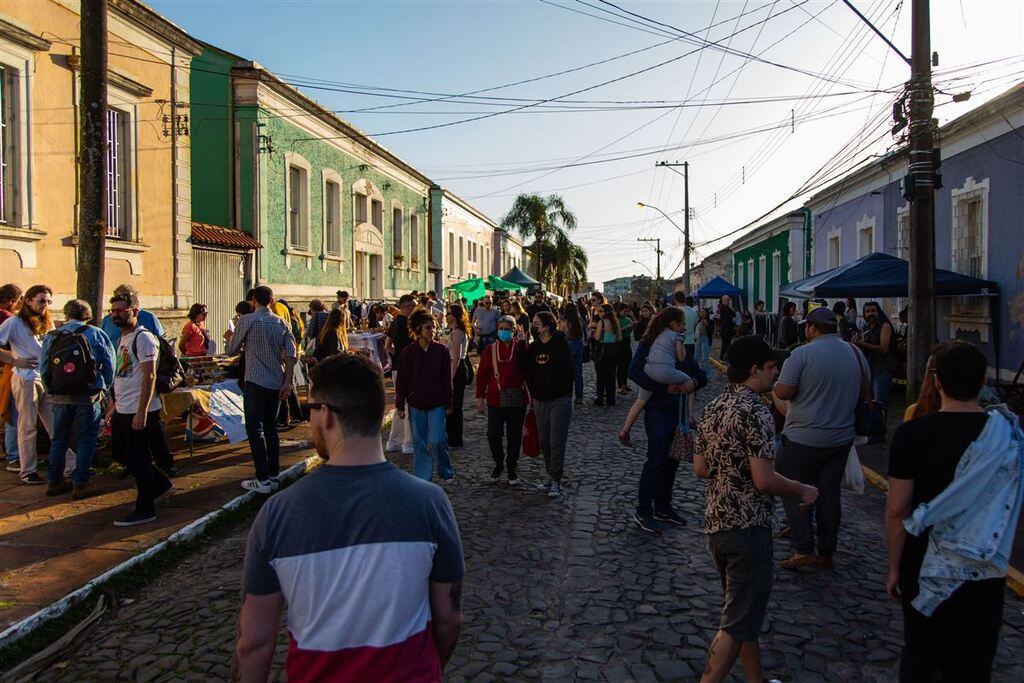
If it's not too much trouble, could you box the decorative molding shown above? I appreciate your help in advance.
[107,0,204,56]
[64,55,153,98]
[61,235,149,275]
[0,17,51,52]
[0,226,45,268]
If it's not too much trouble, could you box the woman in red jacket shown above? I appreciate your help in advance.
[475,315,527,485]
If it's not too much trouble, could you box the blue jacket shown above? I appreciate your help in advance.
[40,320,116,394]
[903,405,1024,616]
[628,341,708,412]
[101,308,163,346]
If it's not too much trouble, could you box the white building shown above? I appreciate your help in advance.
[493,227,524,278]
[441,190,496,288]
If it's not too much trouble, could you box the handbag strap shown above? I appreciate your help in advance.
[492,342,502,391]
[848,342,873,401]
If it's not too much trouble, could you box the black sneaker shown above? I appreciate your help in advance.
[21,472,45,486]
[653,509,687,526]
[114,510,157,527]
[632,511,661,534]
[490,465,503,482]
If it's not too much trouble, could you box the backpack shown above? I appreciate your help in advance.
[133,330,185,394]
[43,328,97,395]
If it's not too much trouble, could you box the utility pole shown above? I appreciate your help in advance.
[638,237,662,302]
[78,0,107,319]
[906,0,936,400]
[655,161,691,293]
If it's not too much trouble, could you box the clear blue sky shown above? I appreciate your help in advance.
[149,0,1024,285]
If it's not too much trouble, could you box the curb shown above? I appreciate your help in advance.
[0,451,322,652]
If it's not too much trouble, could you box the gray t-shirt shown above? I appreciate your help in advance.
[777,334,864,448]
[473,306,500,335]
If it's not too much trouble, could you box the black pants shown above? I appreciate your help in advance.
[775,437,851,556]
[594,344,618,405]
[899,578,1004,682]
[149,416,174,472]
[720,329,734,360]
[245,383,282,481]
[487,405,525,474]
[447,361,468,447]
[637,405,680,515]
[112,411,171,517]
[616,340,631,388]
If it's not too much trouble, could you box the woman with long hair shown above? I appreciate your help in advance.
[777,301,799,349]
[696,307,712,378]
[313,309,346,362]
[558,302,585,404]
[446,304,473,448]
[304,299,328,348]
[178,303,211,357]
[0,285,63,484]
[590,303,621,406]
[510,298,531,340]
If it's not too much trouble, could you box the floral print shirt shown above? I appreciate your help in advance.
[697,384,776,535]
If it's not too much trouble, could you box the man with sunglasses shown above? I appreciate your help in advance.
[237,353,464,682]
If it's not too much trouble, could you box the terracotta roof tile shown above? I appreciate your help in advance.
[191,222,262,250]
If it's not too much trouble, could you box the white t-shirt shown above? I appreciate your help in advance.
[0,316,44,381]
[114,328,162,414]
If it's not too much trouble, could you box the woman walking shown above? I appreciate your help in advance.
[696,307,713,379]
[312,309,346,362]
[590,304,621,406]
[519,312,573,497]
[559,302,585,405]
[178,304,211,357]
[476,315,527,484]
[304,299,329,352]
[446,304,472,448]
[615,303,635,395]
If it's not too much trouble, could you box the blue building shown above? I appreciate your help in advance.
[806,82,1024,380]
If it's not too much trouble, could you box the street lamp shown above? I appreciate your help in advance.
[638,201,691,293]
[632,260,656,300]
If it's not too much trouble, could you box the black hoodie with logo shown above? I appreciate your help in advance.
[518,330,574,401]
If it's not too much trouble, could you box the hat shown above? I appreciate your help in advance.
[805,307,838,326]
[725,335,786,369]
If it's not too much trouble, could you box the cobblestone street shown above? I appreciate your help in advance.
[33,368,1024,682]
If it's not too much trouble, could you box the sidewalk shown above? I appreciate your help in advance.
[0,382,393,632]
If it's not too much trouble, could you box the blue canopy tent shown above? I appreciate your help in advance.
[696,276,745,300]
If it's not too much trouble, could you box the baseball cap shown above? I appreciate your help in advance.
[725,335,787,369]
[805,307,838,326]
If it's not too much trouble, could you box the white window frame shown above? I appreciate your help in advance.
[827,227,841,269]
[459,236,465,277]
[856,214,875,259]
[746,259,753,308]
[410,213,420,267]
[0,41,34,230]
[895,203,910,260]
[391,202,404,261]
[758,254,767,307]
[103,85,141,242]
[284,151,312,269]
[321,169,343,268]
[950,176,990,322]
[448,232,455,275]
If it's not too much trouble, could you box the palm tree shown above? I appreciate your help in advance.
[524,233,589,297]
[499,194,578,285]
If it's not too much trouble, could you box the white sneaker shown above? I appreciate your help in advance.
[548,482,562,498]
[5,463,19,473]
[269,476,281,491]
[241,479,272,494]
[536,479,552,491]
[507,477,520,486]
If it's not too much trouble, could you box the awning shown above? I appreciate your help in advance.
[445,277,487,306]
[191,222,263,250]
[501,266,540,288]
[780,252,999,299]
[696,276,744,299]
[487,275,526,292]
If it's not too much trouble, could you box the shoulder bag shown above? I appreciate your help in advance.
[850,342,886,438]
[492,343,523,408]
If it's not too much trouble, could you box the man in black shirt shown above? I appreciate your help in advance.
[886,341,1009,682]
[526,290,552,319]
[384,294,416,454]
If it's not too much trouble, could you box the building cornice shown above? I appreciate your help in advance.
[0,17,51,52]
[442,189,497,229]
[730,213,804,252]
[108,0,203,56]
[64,54,153,98]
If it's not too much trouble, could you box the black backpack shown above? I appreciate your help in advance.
[133,330,185,394]
[43,328,97,395]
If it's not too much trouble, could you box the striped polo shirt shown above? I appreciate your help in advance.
[243,462,465,682]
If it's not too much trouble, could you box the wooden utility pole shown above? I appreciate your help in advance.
[638,237,662,302]
[654,161,692,293]
[78,0,108,319]
[907,0,936,399]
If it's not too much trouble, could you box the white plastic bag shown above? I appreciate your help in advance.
[842,444,866,494]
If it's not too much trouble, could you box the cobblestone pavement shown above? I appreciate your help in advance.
[32,367,1024,682]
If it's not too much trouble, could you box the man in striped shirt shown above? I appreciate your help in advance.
[236,353,465,682]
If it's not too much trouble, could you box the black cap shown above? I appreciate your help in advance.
[725,335,786,369]
[805,306,837,326]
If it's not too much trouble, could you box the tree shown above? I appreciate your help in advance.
[524,232,589,297]
[499,194,578,285]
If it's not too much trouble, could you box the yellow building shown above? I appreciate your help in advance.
[0,0,200,330]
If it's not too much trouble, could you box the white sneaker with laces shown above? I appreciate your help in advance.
[269,476,281,491]
[548,482,562,498]
[241,479,272,494]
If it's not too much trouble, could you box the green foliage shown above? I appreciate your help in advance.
[499,194,578,288]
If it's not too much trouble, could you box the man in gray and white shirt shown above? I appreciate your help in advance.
[226,286,296,494]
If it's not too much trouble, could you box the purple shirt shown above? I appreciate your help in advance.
[395,341,453,411]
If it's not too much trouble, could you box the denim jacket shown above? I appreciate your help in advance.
[903,405,1024,616]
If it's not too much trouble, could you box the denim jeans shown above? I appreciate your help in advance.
[243,383,282,482]
[697,337,712,380]
[409,406,452,482]
[568,338,584,400]
[4,401,17,465]
[49,402,102,485]
[872,368,893,414]
[637,404,680,516]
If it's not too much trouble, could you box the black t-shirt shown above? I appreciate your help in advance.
[888,411,989,593]
[527,303,551,319]
[389,314,411,357]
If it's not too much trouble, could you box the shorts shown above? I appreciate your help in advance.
[708,526,774,642]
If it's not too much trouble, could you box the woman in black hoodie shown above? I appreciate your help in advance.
[519,311,574,498]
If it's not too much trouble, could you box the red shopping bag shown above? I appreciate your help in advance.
[522,408,540,458]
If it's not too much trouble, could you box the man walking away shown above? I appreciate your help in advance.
[236,353,464,682]
[385,294,417,454]
[472,296,500,356]
[673,292,698,359]
[40,300,114,499]
[887,341,1024,683]
[226,286,297,494]
[716,296,736,360]
[772,307,863,570]
[108,293,173,526]
[694,335,818,683]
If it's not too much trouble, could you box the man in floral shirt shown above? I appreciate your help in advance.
[694,336,818,683]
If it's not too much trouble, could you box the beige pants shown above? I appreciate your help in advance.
[12,375,75,479]
[385,371,413,452]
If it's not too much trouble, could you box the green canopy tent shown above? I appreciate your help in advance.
[501,266,541,289]
[445,277,487,306]
[487,275,526,292]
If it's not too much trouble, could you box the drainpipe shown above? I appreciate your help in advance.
[171,46,180,310]
[799,207,812,275]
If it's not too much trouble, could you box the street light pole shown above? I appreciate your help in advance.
[637,237,662,302]
[655,161,691,293]
[632,260,657,301]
